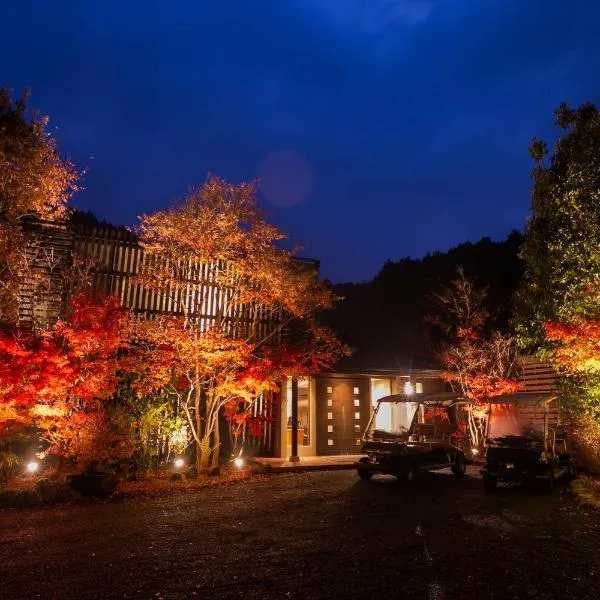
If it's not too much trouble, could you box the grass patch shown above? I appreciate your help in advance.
[570,475,600,510]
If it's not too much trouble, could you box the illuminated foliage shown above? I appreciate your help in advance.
[0,292,130,464]
[0,88,79,326]
[133,176,346,471]
[517,103,600,423]
[432,268,521,446]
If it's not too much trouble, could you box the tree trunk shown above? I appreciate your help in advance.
[211,408,220,474]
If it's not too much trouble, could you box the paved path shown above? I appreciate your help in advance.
[1,468,598,599]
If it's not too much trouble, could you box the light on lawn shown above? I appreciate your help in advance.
[404,381,414,396]
[174,458,185,469]
[471,448,480,455]
[234,457,245,469]
[26,461,39,474]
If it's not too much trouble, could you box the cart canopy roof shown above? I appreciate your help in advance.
[376,392,465,407]
[486,393,558,406]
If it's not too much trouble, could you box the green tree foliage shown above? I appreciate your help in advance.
[517,102,600,420]
[517,103,600,342]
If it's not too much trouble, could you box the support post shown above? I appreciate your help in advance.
[289,377,300,462]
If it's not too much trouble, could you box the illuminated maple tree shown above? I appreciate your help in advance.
[432,268,521,446]
[0,291,130,464]
[133,176,346,471]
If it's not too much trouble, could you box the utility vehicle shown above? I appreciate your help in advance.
[356,393,468,481]
[481,393,576,492]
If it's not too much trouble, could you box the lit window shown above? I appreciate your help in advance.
[416,382,423,394]
[354,399,360,407]
[353,387,359,394]
[327,386,333,394]
[355,412,360,420]
[327,412,333,420]
[328,439,334,446]
[327,399,333,407]
[356,439,361,445]
[327,425,333,433]
[354,424,361,432]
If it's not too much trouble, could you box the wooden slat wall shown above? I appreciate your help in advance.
[66,224,284,340]
[19,221,73,329]
[518,355,558,393]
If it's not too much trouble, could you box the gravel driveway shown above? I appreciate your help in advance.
[1,467,598,599]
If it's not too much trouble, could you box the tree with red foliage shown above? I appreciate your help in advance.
[0,291,131,465]
[431,268,521,446]
[133,176,347,471]
[544,315,600,376]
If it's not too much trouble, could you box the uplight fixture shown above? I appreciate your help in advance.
[26,461,39,474]
[233,457,245,469]
[174,458,185,469]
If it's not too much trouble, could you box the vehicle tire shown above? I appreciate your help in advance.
[540,468,555,494]
[483,475,497,492]
[357,457,373,481]
[404,461,418,482]
[452,453,467,477]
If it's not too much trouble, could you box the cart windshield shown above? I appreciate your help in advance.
[367,400,419,440]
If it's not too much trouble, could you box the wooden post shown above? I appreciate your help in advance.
[289,377,300,462]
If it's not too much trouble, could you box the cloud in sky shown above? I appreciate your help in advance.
[297,0,433,32]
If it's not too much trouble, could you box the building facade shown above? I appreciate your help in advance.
[277,369,447,459]
[21,220,449,459]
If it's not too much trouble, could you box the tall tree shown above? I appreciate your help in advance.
[432,269,521,447]
[0,88,78,326]
[517,103,600,418]
[134,176,345,472]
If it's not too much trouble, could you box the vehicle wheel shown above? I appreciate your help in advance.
[357,457,373,481]
[540,468,555,494]
[405,461,418,482]
[452,454,467,477]
[483,475,497,492]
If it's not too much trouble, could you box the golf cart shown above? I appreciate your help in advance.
[481,393,577,492]
[356,393,469,481]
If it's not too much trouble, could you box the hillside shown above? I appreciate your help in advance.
[324,231,524,371]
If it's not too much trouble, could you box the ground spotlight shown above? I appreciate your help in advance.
[26,461,39,474]
[174,458,185,469]
[233,457,245,469]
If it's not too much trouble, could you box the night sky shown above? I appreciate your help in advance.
[3,1,599,282]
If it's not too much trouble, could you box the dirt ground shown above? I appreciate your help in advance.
[0,467,598,599]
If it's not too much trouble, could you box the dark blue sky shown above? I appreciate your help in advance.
[3,1,599,282]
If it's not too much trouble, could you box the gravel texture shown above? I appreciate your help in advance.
[1,467,599,599]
